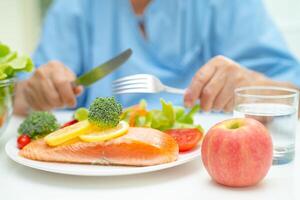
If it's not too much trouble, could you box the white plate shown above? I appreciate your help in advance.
[5,138,201,176]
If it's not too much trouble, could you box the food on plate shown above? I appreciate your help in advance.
[88,97,122,128]
[45,120,93,146]
[61,119,78,128]
[18,97,184,166]
[79,121,129,142]
[201,118,273,187]
[74,107,89,121]
[18,111,59,139]
[121,99,202,131]
[20,127,178,166]
[17,134,31,149]
[121,99,204,151]
[165,128,203,152]
[45,97,125,146]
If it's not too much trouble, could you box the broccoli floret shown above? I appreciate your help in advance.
[88,97,122,128]
[18,111,59,139]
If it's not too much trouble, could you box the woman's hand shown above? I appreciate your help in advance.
[14,61,83,115]
[184,55,291,112]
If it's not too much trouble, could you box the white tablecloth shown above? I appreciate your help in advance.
[0,112,298,200]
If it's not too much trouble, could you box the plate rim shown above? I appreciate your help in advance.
[5,138,201,176]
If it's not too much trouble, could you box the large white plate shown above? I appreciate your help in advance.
[5,138,201,176]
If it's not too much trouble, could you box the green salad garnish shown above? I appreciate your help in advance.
[0,43,34,80]
[0,43,34,125]
[121,99,204,132]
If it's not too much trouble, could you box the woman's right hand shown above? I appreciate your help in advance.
[14,61,83,115]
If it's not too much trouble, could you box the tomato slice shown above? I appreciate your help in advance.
[61,119,78,128]
[165,128,203,152]
[17,134,31,149]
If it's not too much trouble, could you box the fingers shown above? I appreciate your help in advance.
[185,55,247,113]
[43,77,63,107]
[213,78,235,111]
[24,81,47,111]
[223,97,234,113]
[22,60,79,111]
[184,61,217,107]
[73,85,84,96]
[54,78,77,107]
[34,68,62,108]
[200,69,227,111]
[50,64,77,107]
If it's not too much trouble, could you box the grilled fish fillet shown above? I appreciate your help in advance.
[19,127,179,166]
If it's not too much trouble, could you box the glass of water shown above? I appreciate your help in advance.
[234,86,299,165]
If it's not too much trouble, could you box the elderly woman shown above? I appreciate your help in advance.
[14,0,300,115]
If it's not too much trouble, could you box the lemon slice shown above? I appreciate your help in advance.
[45,120,92,146]
[79,121,129,142]
[60,137,81,146]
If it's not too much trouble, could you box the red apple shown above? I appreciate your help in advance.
[201,118,273,187]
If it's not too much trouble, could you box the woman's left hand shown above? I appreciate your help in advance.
[184,55,289,112]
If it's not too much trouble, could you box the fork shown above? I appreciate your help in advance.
[113,74,186,94]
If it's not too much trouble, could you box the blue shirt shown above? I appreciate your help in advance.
[31,0,300,109]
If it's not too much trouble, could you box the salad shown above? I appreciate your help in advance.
[121,99,203,131]
[0,43,34,128]
[120,99,204,152]
[0,43,33,80]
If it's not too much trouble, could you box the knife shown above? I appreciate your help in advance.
[74,48,132,87]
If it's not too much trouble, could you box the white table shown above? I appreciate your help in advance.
[0,112,299,200]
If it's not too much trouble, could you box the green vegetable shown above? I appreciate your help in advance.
[74,107,89,121]
[88,97,122,128]
[177,104,200,124]
[0,43,34,128]
[18,112,59,139]
[121,98,203,132]
[0,43,34,80]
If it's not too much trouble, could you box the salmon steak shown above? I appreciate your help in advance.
[19,127,179,166]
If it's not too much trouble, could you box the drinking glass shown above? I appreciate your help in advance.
[0,78,15,138]
[234,86,299,165]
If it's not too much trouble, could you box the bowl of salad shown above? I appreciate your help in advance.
[0,43,33,137]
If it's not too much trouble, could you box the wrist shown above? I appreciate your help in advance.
[252,72,292,88]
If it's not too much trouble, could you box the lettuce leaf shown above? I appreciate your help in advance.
[0,43,34,80]
[123,98,204,132]
[0,44,10,57]
[177,104,200,124]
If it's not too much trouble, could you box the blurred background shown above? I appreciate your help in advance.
[0,0,300,59]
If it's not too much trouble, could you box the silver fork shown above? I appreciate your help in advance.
[113,74,186,94]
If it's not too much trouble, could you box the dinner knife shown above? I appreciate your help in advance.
[74,48,132,87]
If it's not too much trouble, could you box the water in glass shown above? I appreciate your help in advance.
[234,103,297,165]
